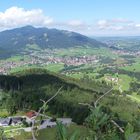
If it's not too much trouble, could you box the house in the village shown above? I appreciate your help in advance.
[10,117,23,126]
[0,116,25,127]
[0,118,11,126]
[26,111,37,119]
[57,118,72,125]
[39,118,72,129]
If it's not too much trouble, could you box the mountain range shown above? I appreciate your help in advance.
[0,26,106,53]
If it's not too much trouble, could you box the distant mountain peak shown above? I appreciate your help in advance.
[0,26,107,53]
[20,25,35,29]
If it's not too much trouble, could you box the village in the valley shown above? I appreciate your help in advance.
[0,50,99,75]
[0,48,139,75]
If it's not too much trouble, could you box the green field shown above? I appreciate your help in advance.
[14,124,89,140]
[1,46,140,110]
[121,62,140,72]
[128,93,140,103]
[54,47,118,58]
[44,63,64,72]
[26,44,41,51]
[10,65,39,73]
[118,74,132,91]
[6,55,30,62]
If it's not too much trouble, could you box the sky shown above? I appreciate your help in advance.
[0,0,140,36]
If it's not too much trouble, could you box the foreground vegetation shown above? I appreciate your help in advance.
[1,43,140,139]
[0,68,139,139]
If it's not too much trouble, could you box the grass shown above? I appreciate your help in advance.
[26,44,41,51]
[4,125,23,131]
[67,71,99,79]
[65,66,133,92]
[6,55,29,62]
[14,111,27,116]
[2,124,25,138]
[14,124,89,140]
[128,93,140,103]
[44,63,64,72]
[54,46,118,58]
[121,62,140,72]
[9,65,39,73]
[0,109,9,117]
[118,74,132,91]
[10,63,64,73]
[100,73,132,91]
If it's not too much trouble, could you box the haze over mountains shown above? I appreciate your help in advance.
[0,26,106,53]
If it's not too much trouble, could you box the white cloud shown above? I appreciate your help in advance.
[111,18,133,23]
[68,20,84,27]
[0,7,140,36]
[66,20,89,32]
[97,20,110,29]
[0,7,53,30]
[135,24,140,27]
[97,20,124,31]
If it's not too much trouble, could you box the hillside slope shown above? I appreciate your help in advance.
[0,26,107,52]
[0,68,139,124]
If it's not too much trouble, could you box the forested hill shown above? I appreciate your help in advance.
[0,26,107,52]
[0,69,139,125]
[0,68,111,123]
[0,68,111,94]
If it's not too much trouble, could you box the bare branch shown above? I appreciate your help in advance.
[111,120,124,133]
[79,103,93,108]
[94,87,114,108]
[40,99,45,104]
[31,86,63,140]
[79,87,114,109]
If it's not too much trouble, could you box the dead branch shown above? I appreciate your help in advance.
[79,103,93,108]
[111,120,124,133]
[31,86,63,140]
[94,87,114,108]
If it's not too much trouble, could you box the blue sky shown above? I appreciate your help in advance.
[0,0,140,36]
